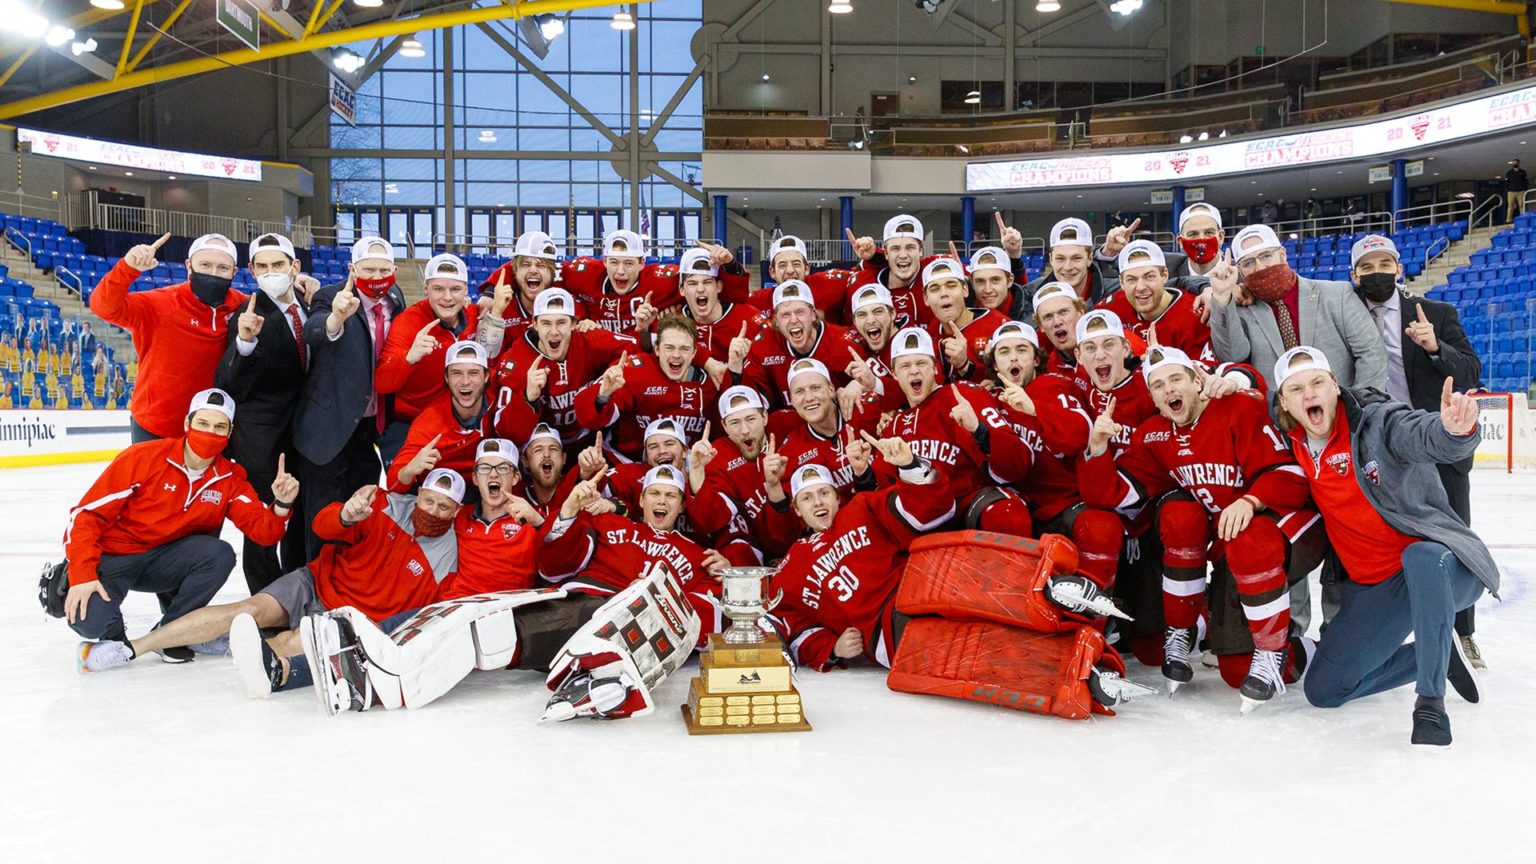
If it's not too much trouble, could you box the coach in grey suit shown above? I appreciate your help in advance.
[1206,224,1387,391]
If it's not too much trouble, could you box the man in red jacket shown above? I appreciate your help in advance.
[90,232,247,442]
[67,388,297,670]
[388,340,491,492]
[375,253,481,425]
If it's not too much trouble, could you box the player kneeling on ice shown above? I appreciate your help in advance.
[1274,347,1494,746]
[300,464,715,719]
[769,434,1152,720]
[1078,347,1325,712]
[53,388,298,671]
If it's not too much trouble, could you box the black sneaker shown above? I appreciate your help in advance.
[1447,633,1481,704]
[1411,704,1453,746]
[157,645,195,664]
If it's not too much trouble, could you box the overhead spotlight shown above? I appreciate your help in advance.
[908,75,917,84]
[1179,134,1193,144]
[535,13,564,41]
[88,0,124,9]
[124,172,132,176]
[1109,0,1143,16]
[829,0,853,12]
[1036,1,1061,11]
[70,37,97,56]
[1197,131,1209,141]
[611,10,636,30]
[353,0,383,7]
[44,26,74,47]
[4,6,49,39]
[168,175,176,180]
[400,36,425,58]
[761,72,771,82]
[331,47,365,74]
[964,89,981,105]
[848,139,866,150]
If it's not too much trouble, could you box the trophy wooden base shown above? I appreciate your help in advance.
[682,633,812,735]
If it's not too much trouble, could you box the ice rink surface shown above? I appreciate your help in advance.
[1,463,1531,864]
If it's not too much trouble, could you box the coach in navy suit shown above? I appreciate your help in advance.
[294,236,406,558]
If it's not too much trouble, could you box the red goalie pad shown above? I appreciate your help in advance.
[896,530,1086,633]
[888,619,1117,720]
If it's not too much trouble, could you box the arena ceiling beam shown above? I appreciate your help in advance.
[0,0,652,121]
[1385,0,1531,37]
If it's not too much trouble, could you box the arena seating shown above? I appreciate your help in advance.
[1426,213,1536,394]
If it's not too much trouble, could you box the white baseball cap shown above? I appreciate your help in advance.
[350,236,395,264]
[248,233,295,262]
[789,463,835,498]
[532,287,577,319]
[718,385,767,419]
[987,321,1039,353]
[423,253,469,283]
[883,214,924,243]
[1178,202,1223,233]
[849,284,894,315]
[188,233,237,262]
[1231,224,1283,262]
[525,422,562,448]
[475,437,519,465]
[969,246,1010,275]
[1274,345,1334,389]
[421,468,466,504]
[921,257,967,285]
[1117,239,1167,273]
[786,357,832,389]
[770,235,809,264]
[1049,218,1093,249]
[514,231,560,261]
[644,417,688,447]
[1075,309,1127,345]
[771,279,814,310]
[1350,234,1400,270]
[890,326,936,360]
[1031,281,1078,312]
[678,248,718,278]
[188,387,236,423]
[443,339,488,370]
[1142,345,1198,383]
[642,464,686,494]
[603,229,647,259]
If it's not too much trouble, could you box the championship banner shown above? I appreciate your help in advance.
[16,128,263,182]
[329,74,358,128]
[968,82,1536,192]
[0,410,130,468]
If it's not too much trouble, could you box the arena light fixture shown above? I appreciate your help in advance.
[611,10,636,30]
[761,72,771,82]
[1109,0,1143,16]
[353,0,383,8]
[44,25,74,47]
[331,48,365,74]
[70,37,98,56]
[88,0,124,9]
[535,13,564,41]
[1036,1,1060,11]
[400,36,426,58]
[1197,131,1209,141]
[829,0,853,12]
[964,89,981,104]
[478,130,497,143]
[1179,134,1193,143]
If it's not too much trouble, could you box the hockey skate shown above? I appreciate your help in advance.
[1238,644,1289,715]
[1088,666,1157,707]
[1047,574,1132,621]
[1161,626,1197,695]
[299,613,373,716]
[541,660,637,722]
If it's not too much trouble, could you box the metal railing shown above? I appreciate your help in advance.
[1266,210,1394,240]
[1425,235,1452,272]
[0,189,67,223]
[84,202,313,247]
[3,226,32,258]
[1471,194,1504,230]
[427,232,708,261]
[1391,198,1474,233]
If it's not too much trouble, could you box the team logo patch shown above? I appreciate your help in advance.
[502,523,520,540]
[1363,461,1381,485]
[199,490,223,505]
[1326,451,1352,476]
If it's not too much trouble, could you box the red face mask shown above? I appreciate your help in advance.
[1244,262,1299,303]
[185,429,228,460]
[354,274,395,300]
[1179,236,1220,265]
[411,508,454,538]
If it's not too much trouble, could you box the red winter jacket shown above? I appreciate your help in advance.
[90,259,246,438]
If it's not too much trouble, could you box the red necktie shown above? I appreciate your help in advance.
[370,303,387,433]
[286,305,307,369]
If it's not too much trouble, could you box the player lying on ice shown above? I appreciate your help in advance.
[768,432,1156,720]
[294,463,724,720]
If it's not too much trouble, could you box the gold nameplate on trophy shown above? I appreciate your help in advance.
[682,569,812,735]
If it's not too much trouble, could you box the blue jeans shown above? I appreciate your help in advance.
[1305,541,1485,707]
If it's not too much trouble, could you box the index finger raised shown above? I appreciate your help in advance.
[1417,304,1430,324]
[994,211,1007,232]
[425,433,443,450]
[1127,218,1142,234]
[247,292,258,313]
[150,232,172,250]
[418,319,441,337]
[845,227,857,245]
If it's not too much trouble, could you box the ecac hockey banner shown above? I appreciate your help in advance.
[0,410,130,468]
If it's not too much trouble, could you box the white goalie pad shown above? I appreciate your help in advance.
[541,561,702,722]
[323,588,567,712]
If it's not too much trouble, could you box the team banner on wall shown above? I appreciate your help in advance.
[15,128,263,182]
[967,83,1536,192]
[329,74,357,127]
[0,410,130,468]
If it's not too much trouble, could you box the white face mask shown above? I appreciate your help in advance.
[257,271,293,301]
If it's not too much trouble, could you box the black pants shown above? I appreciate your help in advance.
[70,535,235,642]
[229,424,307,594]
[1437,462,1477,638]
[129,417,160,444]
[300,420,382,560]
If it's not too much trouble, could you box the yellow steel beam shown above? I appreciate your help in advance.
[307,0,349,37]
[1385,0,1527,14]
[0,46,39,90]
[0,0,652,121]
[116,0,148,79]
[124,0,195,75]
[258,9,300,40]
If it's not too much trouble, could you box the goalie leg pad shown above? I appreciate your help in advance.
[887,619,1109,720]
[896,530,1083,633]
[543,561,701,722]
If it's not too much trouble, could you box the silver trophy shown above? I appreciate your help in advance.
[714,567,783,644]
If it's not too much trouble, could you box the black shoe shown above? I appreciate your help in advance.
[1411,704,1453,746]
[157,645,194,664]
[1447,633,1481,704]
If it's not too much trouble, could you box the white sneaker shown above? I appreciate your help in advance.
[229,613,280,699]
[76,640,133,674]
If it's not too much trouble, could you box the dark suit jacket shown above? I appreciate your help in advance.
[215,292,310,472]
[294,281,406,465]
[1394,291,1483,472]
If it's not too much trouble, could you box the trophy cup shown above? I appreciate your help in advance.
[682,567,812,734]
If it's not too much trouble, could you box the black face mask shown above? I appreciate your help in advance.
[188,272,233,307]
[1355,272,1397,304]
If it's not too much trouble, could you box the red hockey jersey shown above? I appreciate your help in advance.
[1099,288,1215,366]
[739,322,855,409]
[490,328,636,446]
[573,354,717,461]
[925,308,1011,382]
[539,511,716,596]
[882,382,1007,499]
